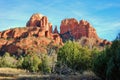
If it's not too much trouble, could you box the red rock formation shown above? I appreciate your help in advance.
[0,32,1,38]
[0,13,111,54]
[26,13,52,32]
[60,18,78,34]
[53,26,59,34]
[60,18,99,40]
[0,13,63,54]
[0,27,63,54]
[48,23,53,33]
[60,18,111,46]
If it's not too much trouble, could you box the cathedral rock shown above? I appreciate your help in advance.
[26,13,62,44]
[26,13,52,33]
[0,13,112,54]
[60,18,98,40]
[60,18,111,45]
[0,13,63,54]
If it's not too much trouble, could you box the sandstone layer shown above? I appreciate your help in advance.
[60,18,111,45]
[0,13,63,54]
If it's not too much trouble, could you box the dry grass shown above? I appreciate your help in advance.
[0,68,26,74]
[0,67,27,80]
[0,68,100,80]
[0,76,16,80]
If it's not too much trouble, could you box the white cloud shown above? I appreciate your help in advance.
[0,0,119,40]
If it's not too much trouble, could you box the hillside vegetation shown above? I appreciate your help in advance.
[0,33,119,80]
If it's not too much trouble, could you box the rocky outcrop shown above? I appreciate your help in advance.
[0,13,111,54]
[60,18,98,40]
[60,18,111,46]
[26,13,52,33]
[53,26,59,34]
[60,18,78,34]
[0,13,63,54]
[0,27,63,54]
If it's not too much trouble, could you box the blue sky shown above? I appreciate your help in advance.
[0,0,120,41]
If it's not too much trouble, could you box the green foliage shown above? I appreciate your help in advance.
[116,33,120,40]
[93,40,120,80]
[0,49,56,73]
[39,54,52,74]
[106,40,120,80]
[16,56,24,68]
[57,41,93,72]
[22,53,41,72]
[92,51,107,79]
[0,52,17,68]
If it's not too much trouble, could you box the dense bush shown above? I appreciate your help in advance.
[39,55,52,73]
[0,52,17,68]
[16,56,24,68]
[0,51,55,73]
[57,41,94,72]
[92,50,107,79]
[22,53,41,72]
[93,40,120,80]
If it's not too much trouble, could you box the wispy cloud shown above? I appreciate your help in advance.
[0,0,120,40]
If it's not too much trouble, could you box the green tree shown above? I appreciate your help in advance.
[0,52,17,68]
[39,54,51,74]
[17,56,24,68]
[93,39,120,80]
[22,53,41,72]
[57,41,92,72]
[92,51,108,79]
[106,40,120,80]
[116,33,120,40]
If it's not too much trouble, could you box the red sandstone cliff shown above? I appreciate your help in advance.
[53,26,59,34]
[60,18,98,39]
[60,18,111,45]
[0,13,63,54]
[26,13,52,33]
[0,13,111,54]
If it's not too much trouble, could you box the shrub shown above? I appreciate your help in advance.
[93,40,120,80]
[92,51,107,79]
[16,56,24,68]
[38,54,52,74]
[57,41,93,72]
[22,53,41,72]
[0,52,17,68]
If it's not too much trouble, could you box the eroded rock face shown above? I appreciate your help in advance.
[60,18,78,34]
[60,18,111,46]
[53,26,59,34]
[60,18,98,40]
[0,13,63,54]
[0,13,111,54]
[0,27,63,54]
[48,23,53,33]
[26,13,43,27]
[26,13,52,32]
